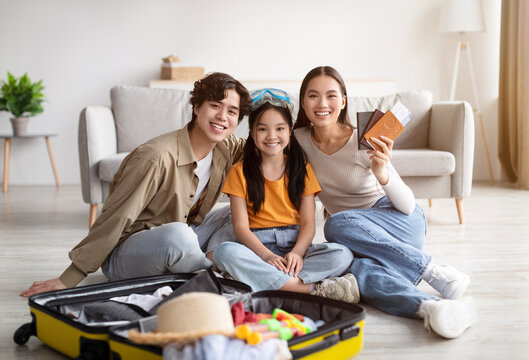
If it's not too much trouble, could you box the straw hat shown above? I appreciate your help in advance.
[129,292,235,346]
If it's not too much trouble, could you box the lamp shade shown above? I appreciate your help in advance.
[439,0,486,33]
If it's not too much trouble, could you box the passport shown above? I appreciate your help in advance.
[356,111,374,150]
[358,101,412,152]
[357,109,385,150]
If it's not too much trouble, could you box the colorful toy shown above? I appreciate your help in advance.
[236,319,302,340]
[247,327,301,345]
[235,308,314,345]
[273,308,312,334]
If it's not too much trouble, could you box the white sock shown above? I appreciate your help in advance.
[418,299,436,318]
[422,262,436,283]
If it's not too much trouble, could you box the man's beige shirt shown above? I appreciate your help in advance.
[60,125,245,287]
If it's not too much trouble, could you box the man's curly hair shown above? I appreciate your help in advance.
[188,72,251,130]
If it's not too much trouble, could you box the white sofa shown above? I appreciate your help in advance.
[78,86,474,227]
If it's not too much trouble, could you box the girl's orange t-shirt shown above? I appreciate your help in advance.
[223,161,321,228]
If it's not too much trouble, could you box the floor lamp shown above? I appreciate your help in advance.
[439,0,494,184]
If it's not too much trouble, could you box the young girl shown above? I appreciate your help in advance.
[213,88,359,303]
[293,66,476,338]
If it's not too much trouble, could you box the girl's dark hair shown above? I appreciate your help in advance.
[188,72,251,130]
[293,66,352,130]
[243,102,307,214]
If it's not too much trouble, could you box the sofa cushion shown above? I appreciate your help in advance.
[391,149,455,177]
[347,90,433,149]
[98,153,129,182]
[110,87,432,152]
[111,86,192,152]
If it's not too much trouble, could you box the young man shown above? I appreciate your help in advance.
[21,72,251,297]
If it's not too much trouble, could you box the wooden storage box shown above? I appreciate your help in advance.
[160,64,204,81]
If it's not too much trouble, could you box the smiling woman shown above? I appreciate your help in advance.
[293,66,476,339]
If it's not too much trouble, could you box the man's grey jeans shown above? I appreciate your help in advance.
[102,206,234,281]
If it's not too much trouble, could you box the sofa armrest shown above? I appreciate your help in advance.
[78,106,117,205]
[429,101,475,199]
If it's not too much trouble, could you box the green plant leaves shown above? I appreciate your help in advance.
[0,72,46,117]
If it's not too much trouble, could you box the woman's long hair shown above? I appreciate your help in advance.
[243,102,307,214]
[293,66,352,130]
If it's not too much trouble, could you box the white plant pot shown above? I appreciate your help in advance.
[10,117,30,136]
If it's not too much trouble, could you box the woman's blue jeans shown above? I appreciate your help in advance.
[324,196,437,319]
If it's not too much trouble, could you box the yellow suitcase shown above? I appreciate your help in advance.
[14,272,251,359]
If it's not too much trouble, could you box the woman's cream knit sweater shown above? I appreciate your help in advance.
[294,127,415,215]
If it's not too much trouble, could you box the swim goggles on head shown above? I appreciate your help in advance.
[250,88,294,113]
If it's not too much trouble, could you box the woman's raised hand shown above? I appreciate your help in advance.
[367,136,393,185]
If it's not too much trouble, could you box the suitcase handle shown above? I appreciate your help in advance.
[290,334,339,359]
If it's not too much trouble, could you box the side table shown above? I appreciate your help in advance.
[1,134,61,192]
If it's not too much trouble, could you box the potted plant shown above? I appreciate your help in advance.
[0,72,45,136]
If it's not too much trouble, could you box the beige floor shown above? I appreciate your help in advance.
[1,183,529,359]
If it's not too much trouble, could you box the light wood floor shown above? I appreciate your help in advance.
[1,183,529,359]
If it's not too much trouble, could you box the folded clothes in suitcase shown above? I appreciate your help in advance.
[14,270,251,359]
[15,270,366,359]
[109,290,366,360]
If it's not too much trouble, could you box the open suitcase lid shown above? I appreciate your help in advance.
[26,271,252,333]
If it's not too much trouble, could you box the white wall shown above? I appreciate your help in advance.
[0,0,501,185]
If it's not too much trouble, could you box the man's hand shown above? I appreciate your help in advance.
[285,252,304,278]
[20,278,67,298]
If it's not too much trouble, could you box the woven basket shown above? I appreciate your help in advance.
[161,65,205,81]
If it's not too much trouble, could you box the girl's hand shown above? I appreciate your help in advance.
[285,252,304,277]
[367,136,393,185]
[263,253,288,273]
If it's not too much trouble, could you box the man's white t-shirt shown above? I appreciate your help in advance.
[192,151,213,206]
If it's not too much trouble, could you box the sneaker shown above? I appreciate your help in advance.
[424,264,470,299]
[310,274,360,303]
[418,297,477,339]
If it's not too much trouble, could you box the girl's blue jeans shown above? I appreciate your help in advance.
[324,196,437,319]
[213,226,354,291]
